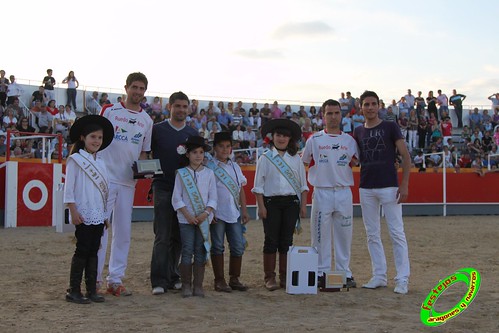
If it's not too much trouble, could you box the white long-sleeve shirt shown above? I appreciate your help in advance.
[252,148,308,197]
[172,166,217,224]
[64,149,109,225]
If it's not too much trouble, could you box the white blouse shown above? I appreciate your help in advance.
[172,166,218,224]
[252,148,309,197]
[64,149,109,225]
[212,159,247,223]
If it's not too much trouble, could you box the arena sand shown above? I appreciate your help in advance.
[0,216,498,333]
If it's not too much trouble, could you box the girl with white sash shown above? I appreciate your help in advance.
[64,115,114,304]
[172,136,217,298]
[252,119,309,291]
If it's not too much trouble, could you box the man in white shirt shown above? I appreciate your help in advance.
[339,92,350,116]
[302,99,359,289]
[437,89,449,118]
[404,89,415,111]
[6,75,23,106]
[97,72,153,296]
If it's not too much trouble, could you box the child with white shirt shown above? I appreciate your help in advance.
[172,135,217,298]
[207,132,250,293]
[252,119,309,291]
[64,115,114,304]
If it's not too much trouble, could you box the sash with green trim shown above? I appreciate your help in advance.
[69,152,108,213]
[263,150,303,233]
[206,159,240,207]
[177,167,211,259]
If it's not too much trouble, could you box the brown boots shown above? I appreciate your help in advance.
[211,255,232,292]
[180,264,192,298]
[192,264,205,297]
[263,253,287,291]
[263,253,279,291]
[229,256,248,291]
[211,255,248,292]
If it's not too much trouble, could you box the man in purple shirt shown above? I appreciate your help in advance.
[353,90,411,295]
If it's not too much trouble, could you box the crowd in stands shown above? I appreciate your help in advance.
[1,68,498,169]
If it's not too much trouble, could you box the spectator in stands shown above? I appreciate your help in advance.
[471,128,483,142]
[482,109,491,126]
[260,103,271,125]
[62,71,79,111]
[436,90,448,119]
[3,108,17,130]
[16,116,36,133]
[471,155,484,169]
[461,125,471,141]
[6,75,23,106]
[54,105,71,138]
[46,100,59,116]
[227,101,235,115]
[282,105,292,119]
[377,100,387,120]
[339,92,350,116]
[311,113,323,131]
[190,99,198,116]
[192,110,205,130]
[249,102,259,117]
[342,111,353,135]
[309,106,317,117]
[0,134,6,156]
[449,89,466,128]
[417,117,429,149]
[212,101,222,114]
[6,97,24,119]
[345,92,355,112]
[442,145,454,167]
[385,106,397,122]
[441,116,453,146]
[426,91,438,120]
[236,101,246,115]
[243,125,256,148]
[231,108,243,128]
[0,70,9,107]
[488,93,499,112]
[140,97,150,112]
[34,107,53,133]
[404,89,415,111]
[232,124,244,144]
[397,112,408,142]
[99,93,110,106]
[30,86,48,107]
[407,110,418,151]
[414,91,426,119]
[426,145,442,167]
[270,101,282,119]
[217,108,232,129]
[22,139,35,158]
[30,100,46,113]
[413,150,424,168]
[458,152,472,168]
[482,131,493,152]
[301,118,313,143]
[469,138,483,159]
[150,97,162,116]
[42,69,56,102]
[397,97,410,118]
[86,91,100,115]
[494,126,499,146]
[350,107,364,130]
[389,99,399,118]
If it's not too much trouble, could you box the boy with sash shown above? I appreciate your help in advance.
[64,115,114,304]
[252,119,309,291]
[206,131,250,292]
[172,136,217,298]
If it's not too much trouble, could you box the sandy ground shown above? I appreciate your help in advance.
[0,216,498,333]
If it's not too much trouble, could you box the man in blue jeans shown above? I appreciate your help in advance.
[207,132,250,292]
[150,91,198,295]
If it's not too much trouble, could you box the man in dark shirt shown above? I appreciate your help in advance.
[42,69,56,102]
[353,90,411,295]
[30,86,47,107]
[449,89,466,128]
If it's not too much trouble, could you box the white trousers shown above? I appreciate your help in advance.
[310,187,353,277]
[408,130,417,150]
[359,187,410,284]
[97,183,135,285]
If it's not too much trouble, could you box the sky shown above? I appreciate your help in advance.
[4,0,499,107]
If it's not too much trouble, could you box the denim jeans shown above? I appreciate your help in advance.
[210,219,245,257]
[150,182,182,289]
[179,223,207,265]
[67,88,77,110]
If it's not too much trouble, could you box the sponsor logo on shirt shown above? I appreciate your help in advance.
[319,144,348,151]
[114,115,146,128]
[337,154,349,167]
[131,132,142,145]
[319,154,328,163]
[114,126,128,142]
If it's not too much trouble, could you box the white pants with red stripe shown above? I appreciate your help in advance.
[310,187,353,278]
[97,182,135,285]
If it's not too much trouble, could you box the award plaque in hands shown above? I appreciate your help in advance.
[132,159,164,179]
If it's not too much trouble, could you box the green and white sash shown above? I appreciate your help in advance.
[69,152,108,212]
[263,150,303,233]
[206,159,240,207]
[177,167,211,259]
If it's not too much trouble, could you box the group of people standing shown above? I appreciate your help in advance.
[63,72,411,305]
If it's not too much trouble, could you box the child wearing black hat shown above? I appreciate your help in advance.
[172,135,217,298]
[252,119,309,291]
[64,115,114,304]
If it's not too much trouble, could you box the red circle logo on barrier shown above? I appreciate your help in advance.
[17,164,54,226]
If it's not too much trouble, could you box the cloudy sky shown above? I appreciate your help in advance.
[4,0,498,107]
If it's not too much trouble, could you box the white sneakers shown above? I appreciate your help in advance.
[362,277,409,294]
[152,286,165,295]
[362,277,387,289]
[394,282,408,294]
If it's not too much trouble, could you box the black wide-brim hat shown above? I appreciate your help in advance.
[214,131,232,145]
[69,115,114,151]
[261,119,301,141]
[185,135,211,152]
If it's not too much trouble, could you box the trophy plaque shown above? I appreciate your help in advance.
[133,159,163,179]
